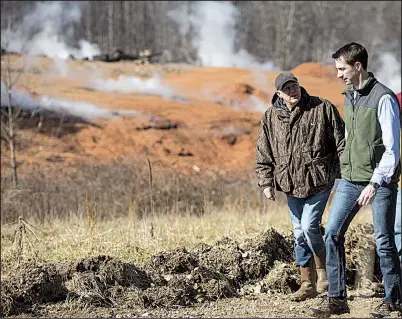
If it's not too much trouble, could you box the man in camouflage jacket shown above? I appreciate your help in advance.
[255,72,345,301]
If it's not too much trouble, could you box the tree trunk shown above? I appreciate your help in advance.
[124,1,131,52]
[6,55,18,188]
[368,2,386,64]
[86,1,92,42]
[108,1,114,52]
[285,1,295,69]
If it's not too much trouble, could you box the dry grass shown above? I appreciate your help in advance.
[1,203,291,275]
[1,163,373,277]
[1,195,372,278]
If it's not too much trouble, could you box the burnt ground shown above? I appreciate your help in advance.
[1,225,399,318]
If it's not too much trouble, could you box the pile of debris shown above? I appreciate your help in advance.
[1,225,379,317]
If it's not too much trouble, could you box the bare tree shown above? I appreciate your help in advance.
[367,1,387,65]
[284,1,296,68]
[108,1,114,52]
[85,1,92,42]
[1,50,26,188]
[124,1,131,52]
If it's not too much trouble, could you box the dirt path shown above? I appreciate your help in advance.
[15,293,392,318]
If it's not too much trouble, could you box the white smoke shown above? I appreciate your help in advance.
[225,95,268,113]
[1,80,38,110]
[0,80,127,120]
[168,1,278,70]
[86,75,175,99]
[374,53,401,94]
[37,96,114,119]
[20,54,184,103]
[1,1,100,60]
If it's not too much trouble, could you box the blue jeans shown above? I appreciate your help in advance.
[325,179,401,303]
[287,189,331,267]
[396,188,401,262]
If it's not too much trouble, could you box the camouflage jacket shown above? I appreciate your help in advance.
[255,87,345,198]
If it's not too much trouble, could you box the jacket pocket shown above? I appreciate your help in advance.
[274,163,291,193]
[306,153,332,188]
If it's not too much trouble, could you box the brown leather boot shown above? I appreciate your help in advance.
[290,259,318,302]
[314,252,328,294]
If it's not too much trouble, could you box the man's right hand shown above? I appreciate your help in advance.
[263,187,276,201]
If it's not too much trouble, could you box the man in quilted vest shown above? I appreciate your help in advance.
[312,43,401,318]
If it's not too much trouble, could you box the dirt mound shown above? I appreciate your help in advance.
[239,228,294,282]
[145,247,198,275]
[78,255,151,288]
[212,82,271,110]
[65,271,116,307]
[0,261,67,317]
[139,229,295,309]
[142,242,241,307]
[193,237,243,282]
[144,228,294,288]
[291,62,336,78]
[261,261,300,294]
[1,226,382,316]
[138,266,237,308]
[55,255,151,289]
[1,255,151,316]
[345,223,379,287]
[62,255,151,307]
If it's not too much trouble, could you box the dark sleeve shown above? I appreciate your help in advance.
[255,116,275,189]
[325,100,345,159]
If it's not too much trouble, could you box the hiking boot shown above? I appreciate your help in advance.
[311,296,350,318]
[370,302,401,318]
[290,259,318,302]
[314,252,328,294]
[372,282,385,297]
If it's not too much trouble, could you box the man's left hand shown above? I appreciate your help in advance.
[357,184,377,206]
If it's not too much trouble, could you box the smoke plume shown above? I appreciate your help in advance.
[86,75,176,99]
[168,1,278,70]
[0,80,127,120]
[1,80,38,110]
[1,1,100,60]
[374,53,401,94]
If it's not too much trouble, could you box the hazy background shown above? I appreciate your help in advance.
[1,1,401,92]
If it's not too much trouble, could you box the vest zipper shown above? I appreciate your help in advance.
[353,96,360,129]
[347,93,355,181]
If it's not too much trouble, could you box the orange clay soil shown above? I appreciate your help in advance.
[1,55,346,176]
